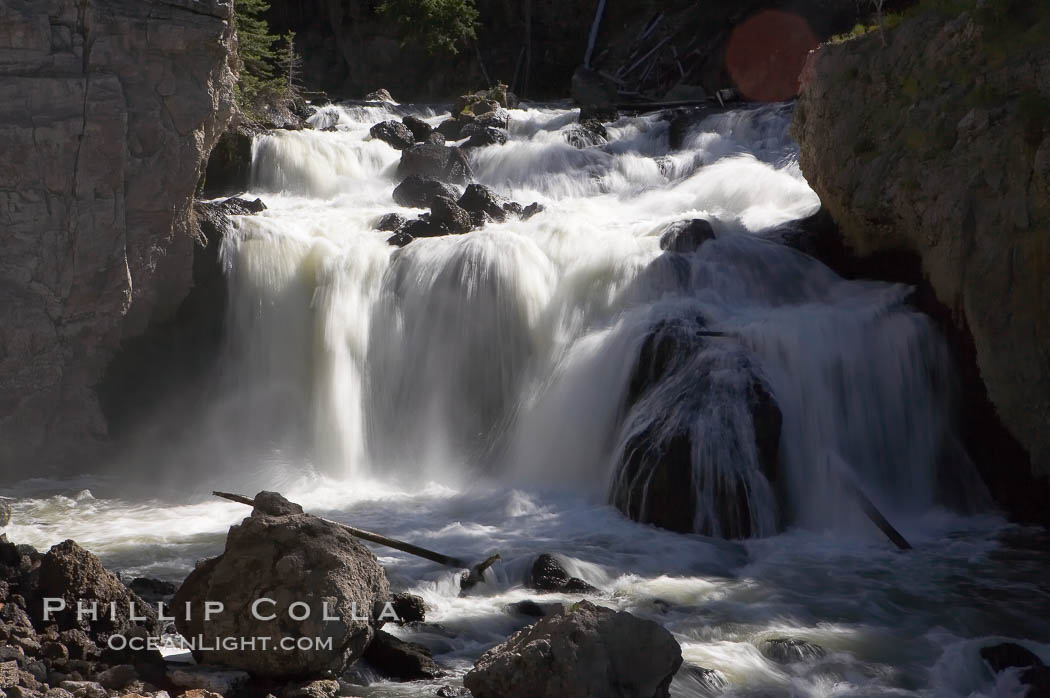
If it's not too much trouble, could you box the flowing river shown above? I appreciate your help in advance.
[4,102,1048,697]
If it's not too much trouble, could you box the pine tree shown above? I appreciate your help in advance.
[377,0,480,56]
[234,0,281,108]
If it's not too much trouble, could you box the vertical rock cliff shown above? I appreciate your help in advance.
[792,6,1049,520]
[0,0,236,472]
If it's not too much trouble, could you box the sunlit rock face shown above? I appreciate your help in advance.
[792,7,1050,522]
[0,0,237,472]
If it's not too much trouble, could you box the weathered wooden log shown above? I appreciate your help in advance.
[824,454,912,550]
[213,491,502,581]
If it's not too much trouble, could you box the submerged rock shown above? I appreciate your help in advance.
[393,175,459,209]
[370,120,415,150]
[172,492,390,677]
[659,219,715,253]
[376,213,408,232]
[527,554,598,594]
[387,231,414,247]
[402,115,433,142]
[565,125,607,149]
[506,600,565,618]
[760,637,826,664]
[464,600,682,698]
[363,629,443,681]
[521,202,545,220]
[611,317,782,537]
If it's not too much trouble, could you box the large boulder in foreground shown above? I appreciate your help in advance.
[33,540,158,643]
[464,600,682,698]
[792,7,1050,522]
[173,492,390,677]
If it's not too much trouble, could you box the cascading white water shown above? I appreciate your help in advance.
[223,101,984,532]
[10,99,1047,698]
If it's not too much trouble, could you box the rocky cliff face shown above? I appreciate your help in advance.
[0,0,236,472]
[792,7,1050,518]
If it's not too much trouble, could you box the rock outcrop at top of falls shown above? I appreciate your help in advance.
[463,600,682,698]
[791,5,1050,522]
[0,0,237,472]
[173,492,390,678]
[612,314,783,538]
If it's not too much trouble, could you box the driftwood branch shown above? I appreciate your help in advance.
[824,454,912,550]
[213,491,502,582]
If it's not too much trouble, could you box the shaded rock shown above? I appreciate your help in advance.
[761,638,826,664]
[0,501,10,528]
[397,143,472,184]
[665,107,710,151]
[33,541,157,643]
[469,210,492,229]
[457,184,510,222]
[527,554,598,595]
[565,125,607,149]
[522,202,545,220]
[436,119,464,140]
[370,121,415,151]
[580,105,619,123]
[283,679,340,698]
[402,115,433,142]
[166,665,248,694]
[454,93,485,116]
[664,84,707,102]
[463,127,508,149]
[58,631,98,662]
[426,131,447,145]
[436,687,470,698]
[429,197,473,235]
[172,494,390,678]
[659,219,715,254]
[464,600,682,698]
[57,682,106,698]
[202,128,254,197]
[465,109,509,132]
[611,317,783,537]
[249,491,304,517]
[0,660,18,688]
[980,642,1050,695]
[364,88,395,103]
[390,593,425,625]
[506,600,565,618]
[363,630,443,681]
[571,67,618,106]
[402,218,447,239]
[392,176,458,209]
[127,579,176,604]
[387,232,415,247]
[94,664,137,690]
[376,213,408,232]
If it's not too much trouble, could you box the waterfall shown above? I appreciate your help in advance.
[217,102,987,535]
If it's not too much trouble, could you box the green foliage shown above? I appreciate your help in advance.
[234,0,301,115]
[377,0,480,55]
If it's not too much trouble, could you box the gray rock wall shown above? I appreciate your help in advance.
[0,0,236,472]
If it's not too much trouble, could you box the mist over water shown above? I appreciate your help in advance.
[6,102,1048,696]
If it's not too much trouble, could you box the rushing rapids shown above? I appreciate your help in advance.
[5,102,1049,696]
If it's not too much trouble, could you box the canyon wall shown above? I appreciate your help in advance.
[792,6,1050,519]
[0,0,237,473]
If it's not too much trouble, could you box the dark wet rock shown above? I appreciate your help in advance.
[393,175,458,209]
[364,88,395,103]
[387,231,415,247]
[436,118,464,140]
[506,600,565,618]
[363,630,443,681]
[32,541,157,643]
[761,638,827,664]
[376,213,408,232]
[565,126,607,149]
[527,554,598,595]
[436,686,470,697]
[390,593,425,625]
[94,663,137,690]
[370,120,415,151]
[681,666,729,693]
[665,107,711,151]
[465,600,682,698]
[612,317,783,538]
[429,196,472,235]
[469,210,493,229]
[402,115,433,142]
[283,678,340,698]
[465,109,509,132]
[426,131,447,145]
[453,93,485,116]
[402,217,448,239]
[463,127,508,149]
[397,143,472,184]
[981,643,1050,695]
[580,105,619,123]
[522,202,545,220]
[457,184,511,222]
[659,219,715,254]
[173,493,390,678]
[201,128,254,197]
[0,500,10,528]
[126,579,176,604]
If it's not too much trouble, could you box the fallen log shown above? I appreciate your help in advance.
[824,453,912,550]
[214,491,501,585]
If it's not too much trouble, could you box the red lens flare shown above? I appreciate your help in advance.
[725,10,819,102]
